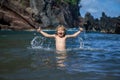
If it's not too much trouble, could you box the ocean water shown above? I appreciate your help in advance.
[0,30,120,80]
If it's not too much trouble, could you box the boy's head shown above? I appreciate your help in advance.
[56,25,66,37]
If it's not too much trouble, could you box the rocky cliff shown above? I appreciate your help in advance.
[83,12,120,34]
[30,0,81,28]
[0,0,120,34]
[0,0,81,30]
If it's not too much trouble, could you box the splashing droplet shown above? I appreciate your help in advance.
[79,37,84,48]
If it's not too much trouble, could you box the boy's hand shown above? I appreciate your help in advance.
[37,27,41,32]
[79,27,83,31]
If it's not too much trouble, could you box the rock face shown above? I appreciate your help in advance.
[0,0,120,34]
[0,0,81,30]
[83,12,120,34]
[30,0,80,28]
[0,0,38,30]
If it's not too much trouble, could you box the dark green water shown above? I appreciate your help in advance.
[0,30,120,80]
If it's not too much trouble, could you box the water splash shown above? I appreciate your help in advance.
[31,36,54,50]
[30,35,106,52]
[31,35,85,50]
[79,37,84,49]
[31,36,44,49]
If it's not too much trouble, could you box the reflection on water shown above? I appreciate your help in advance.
[30,50,56,70]
[30,50,67,70]
[56,51,67,69]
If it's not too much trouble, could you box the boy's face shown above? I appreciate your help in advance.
[57,28,65,38]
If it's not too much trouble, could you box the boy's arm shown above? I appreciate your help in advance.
[66,28,83,38]
[37,27,55,38]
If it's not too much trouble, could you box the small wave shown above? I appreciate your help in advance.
[67,47,107,52]
[27,46,54,51]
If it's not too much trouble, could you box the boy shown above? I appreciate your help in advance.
[37,25,83,51]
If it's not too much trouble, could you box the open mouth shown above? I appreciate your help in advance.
[58,32,64,37]
[59,33,63,35]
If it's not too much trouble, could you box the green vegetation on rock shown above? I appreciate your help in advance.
[57,0,79,5]
[65,0,77,5]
